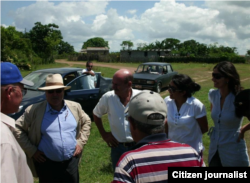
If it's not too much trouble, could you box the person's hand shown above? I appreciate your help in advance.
[73,144,82,156]
[102,132,119,148]
[237,129,245,142]
[32,150,46,163]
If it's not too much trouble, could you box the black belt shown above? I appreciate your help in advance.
[45,156,73,164]
[119,142,135,147]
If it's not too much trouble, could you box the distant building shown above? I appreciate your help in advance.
[79,47,109,55]
[120,49,171,62]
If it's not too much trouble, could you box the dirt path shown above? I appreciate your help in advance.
[55,59,135,73]
[55,59,250,95]
[55,59,170,96]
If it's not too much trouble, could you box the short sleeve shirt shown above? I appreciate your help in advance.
[164,96,206,153]
[1,112,33,183]
[93,89,141,142]
[208,89,249,166]
[82,69,97,89]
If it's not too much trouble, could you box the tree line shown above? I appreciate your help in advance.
[121,39,250,59]
[1,22,75,66]
[1,22,249,68]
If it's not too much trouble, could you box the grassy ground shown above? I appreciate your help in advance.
[21,62,250,183]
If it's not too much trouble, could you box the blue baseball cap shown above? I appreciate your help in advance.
[1,62,34,86]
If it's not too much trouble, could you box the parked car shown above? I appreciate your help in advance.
[9,67,112,120]
[132,62,178,93]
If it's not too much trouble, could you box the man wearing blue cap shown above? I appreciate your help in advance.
[1,62,34,183]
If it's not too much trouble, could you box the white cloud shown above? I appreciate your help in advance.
[1,24,8,28]
[113,28,134,40]
[127,9,137,15]
[2,0,250,55]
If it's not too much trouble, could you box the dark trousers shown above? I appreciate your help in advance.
[209,150,223,167]
[35,156,80,183]
[111,142,135,171]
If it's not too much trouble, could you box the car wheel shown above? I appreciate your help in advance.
[156,83,161,93]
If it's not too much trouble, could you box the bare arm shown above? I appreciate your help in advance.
[210,103,213,111]
[196,116,209,134]
[93,113,119,147]
[83,70,95,76]
[237,123,250,142]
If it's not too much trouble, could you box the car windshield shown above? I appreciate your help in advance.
[24,72,53,90]
[136,65,152,73]
[136,65,161,74]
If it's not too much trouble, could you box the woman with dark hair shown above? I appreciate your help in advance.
[164,74,208,158]
[235,89,250,142]
[208,61,249,167]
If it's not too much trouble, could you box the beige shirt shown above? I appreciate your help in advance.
[1,112,33,183]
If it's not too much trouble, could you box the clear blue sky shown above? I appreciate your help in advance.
[1,0,249,55]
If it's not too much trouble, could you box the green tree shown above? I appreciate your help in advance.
[162,38,181,50]
[28,22,63,64]
[82,37,109,49]
[246,50,250,56]
[136,43,147,50]
[1,26,33,63]
[0,26,7,60]
[57,40,75,55]
[120,40,134,50]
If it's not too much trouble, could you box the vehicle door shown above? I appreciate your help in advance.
[64,73,101,116]
[165,65,176,85]
[160,65,169,88]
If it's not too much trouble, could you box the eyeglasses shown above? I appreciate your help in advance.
[47,89,63,94]
[212,73,224,80]
[87,65,93,68]
[9,86,27,96]
[168,85,182,93]
[21,88,27,96]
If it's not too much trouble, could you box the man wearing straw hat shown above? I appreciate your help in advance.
[14,74,91,183]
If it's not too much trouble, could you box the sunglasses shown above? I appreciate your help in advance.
[212,73,224,80]
[47,89,63,94]
[168,85,182,93]
[87,65,93,68]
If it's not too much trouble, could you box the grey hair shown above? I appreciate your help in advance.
[129,116,165,135]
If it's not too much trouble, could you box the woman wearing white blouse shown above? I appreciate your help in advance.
[208,61,249,167]
[164,74,208,158]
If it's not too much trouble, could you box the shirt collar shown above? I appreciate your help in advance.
[170,96,194,105]
[186,97,194,105]
[45,101,67,113]
[132,133,169,150]
[1,112,16,130]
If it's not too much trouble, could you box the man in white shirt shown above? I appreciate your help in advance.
[1,62,34,183]
[82,61,97,89]
[93,69,141,170]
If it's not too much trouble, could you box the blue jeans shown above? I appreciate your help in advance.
[111,144,133,170]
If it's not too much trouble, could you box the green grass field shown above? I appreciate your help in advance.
[21,61,250,183]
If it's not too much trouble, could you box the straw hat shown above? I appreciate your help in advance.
[38,74,71,91]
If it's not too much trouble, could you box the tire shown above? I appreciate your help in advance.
[156,83,161,93]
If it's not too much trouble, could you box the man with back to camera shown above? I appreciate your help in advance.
[93,69,141,170]
[82,61,97,89]
[1,62,34,183]
[112,90,204,183]
[14,73,91,183]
